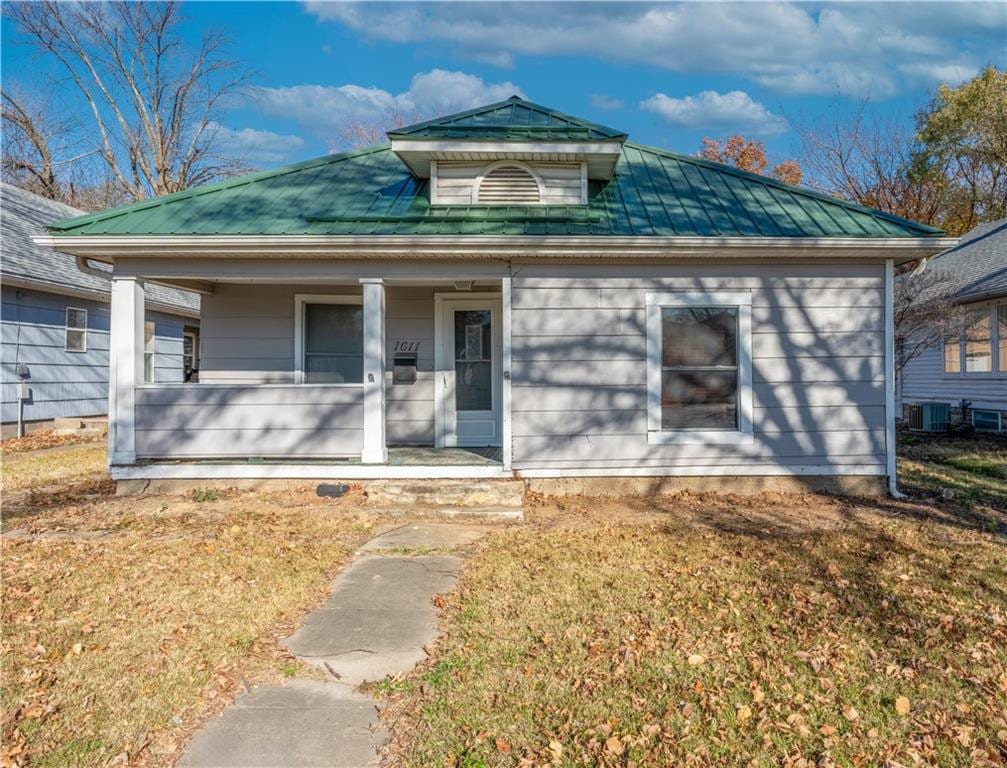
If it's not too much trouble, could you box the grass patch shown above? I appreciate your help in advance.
[1,493,375,766]
[1,442,107,493]
[898,433,1007,513]
[387,500,1007,767]
[190,487,220,503]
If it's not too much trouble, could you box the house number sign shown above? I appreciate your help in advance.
[393,340,421,353]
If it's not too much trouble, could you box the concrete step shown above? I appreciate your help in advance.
[365,478,524,509]
[53,416,107,436]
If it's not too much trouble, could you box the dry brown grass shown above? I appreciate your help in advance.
[383,491,1007,767]
[1,482,378,767]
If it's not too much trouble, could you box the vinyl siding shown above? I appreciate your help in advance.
[509,261,889,473]
[1,285,193,424]
[435,161,583,205]
[899,299,1007,412]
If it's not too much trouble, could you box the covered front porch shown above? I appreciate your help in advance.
[105,259,513,480]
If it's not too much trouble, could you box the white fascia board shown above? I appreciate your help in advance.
[33,234,958,262]
[391,138,624,156]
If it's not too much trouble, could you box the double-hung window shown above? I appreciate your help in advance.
[646,292,753,444]
[65,307,87,352]
[294,295,364,384]
[943,302,1006,375]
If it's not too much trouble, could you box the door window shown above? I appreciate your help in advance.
[454,309,492,411]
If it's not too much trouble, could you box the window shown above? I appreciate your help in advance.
[65,307,87,352]
[476,163,542,204]
[183,330,198,382]
[143,321,155,383]
[944,302,1006,376]
[965,310,992,372]
[646,292,753,444]
[972,410,1002,432]
[294,295,364,384]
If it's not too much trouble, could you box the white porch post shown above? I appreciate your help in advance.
[501,276,513,471]
[108,276,144,465]
[360,278,387,464]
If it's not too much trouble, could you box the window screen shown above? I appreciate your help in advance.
[660,307,739,429]
[303,303,364,383]
[65,308,87,352]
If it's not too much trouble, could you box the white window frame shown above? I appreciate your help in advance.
[646,291,754,445]
[65,307,87,353]
[293,294,364,386]
[942,300,1006,378]
[143,320,156,383]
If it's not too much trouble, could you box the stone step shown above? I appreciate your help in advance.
[53,416,107,436]
[364,478,524,509]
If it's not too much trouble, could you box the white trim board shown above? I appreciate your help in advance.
[516,464,887,478]
[111,463,511,481]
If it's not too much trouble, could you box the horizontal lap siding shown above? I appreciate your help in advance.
[510,263,887,472]
[436,162,583,205]
[1,286,191,423]
[134,385,363,458]
[900,336,1007,412]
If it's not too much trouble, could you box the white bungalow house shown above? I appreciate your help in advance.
[34,98,953,492]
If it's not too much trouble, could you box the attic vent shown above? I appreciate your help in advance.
[476,164,541,204]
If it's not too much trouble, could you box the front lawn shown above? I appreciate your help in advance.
[386,489,1007,765]
[1,471,375,767]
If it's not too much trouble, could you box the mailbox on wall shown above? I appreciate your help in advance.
[393,353,417,384]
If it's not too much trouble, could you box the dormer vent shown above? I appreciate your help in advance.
[476,163,542,204]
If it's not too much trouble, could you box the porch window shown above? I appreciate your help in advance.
[143,321,155,382]
[295,295,364,384]
[65,307,87,352]
[646,292,753,445]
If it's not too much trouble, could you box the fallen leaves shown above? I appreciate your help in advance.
[895,696,911,716]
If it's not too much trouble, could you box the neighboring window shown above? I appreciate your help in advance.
[183,330,198,382]
[144,321,156,383]
[65,307,87,352]
[295,296,364,384]
[972,409,1002,432]
[943,337,961,373]
[999,305,1007,372]
[646,292,753,444]
[476,163,541,204]
[965,310,992,372]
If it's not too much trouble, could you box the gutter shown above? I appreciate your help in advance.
[33,234,957,261]
[2,273,200,319]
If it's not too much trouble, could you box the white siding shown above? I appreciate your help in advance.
[435,161,583,205]
[509,262,889,474]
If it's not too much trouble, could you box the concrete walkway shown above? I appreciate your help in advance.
[179,522,492,768]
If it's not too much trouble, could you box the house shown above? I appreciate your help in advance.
[2,183,200,437]
[899,218,1007,432]
[33,97,954,492]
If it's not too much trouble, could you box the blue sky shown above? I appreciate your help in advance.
[3,1,1005,170]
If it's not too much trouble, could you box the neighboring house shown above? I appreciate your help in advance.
[899,218,1007,432]
[35,97,953,491]
[2,183,200,436]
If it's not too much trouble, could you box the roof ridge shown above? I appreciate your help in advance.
[623,140,944,236]
[49,144,392,232]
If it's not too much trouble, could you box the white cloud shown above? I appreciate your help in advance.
[590,94,624,111]
[250,69,523,139]
[641,90,787,136]
[304,1,1005,99]
[899,61,979,86]
[208,123,305,164]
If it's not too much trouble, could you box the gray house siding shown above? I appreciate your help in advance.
[899,298,1007,414]
[1,284,192,425]
[509,261,888,473]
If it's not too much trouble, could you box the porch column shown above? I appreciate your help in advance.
[360,278,387,463]
[108,276,145,465]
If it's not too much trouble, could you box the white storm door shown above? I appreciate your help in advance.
[436,296,502,447]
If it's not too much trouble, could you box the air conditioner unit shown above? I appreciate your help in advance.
[905,402,950,432]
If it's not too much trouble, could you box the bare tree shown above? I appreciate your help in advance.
[894,265,969,374]
[6,1,250,202]
[334,109,423,151]
[1,88,61,200]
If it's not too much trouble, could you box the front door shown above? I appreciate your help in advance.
[435,295,502,447]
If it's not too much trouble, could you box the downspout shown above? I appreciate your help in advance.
[884,258,906,499]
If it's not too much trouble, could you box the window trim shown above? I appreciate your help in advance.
[646,291,754,445]
[942,300,1006,378]
[293,294,364,386]
[473,160,546,206]
[65,307,87,353]
[143,320,156,383]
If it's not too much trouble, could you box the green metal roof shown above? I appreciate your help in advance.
[50,140,942,239]
[387,96,627,141]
